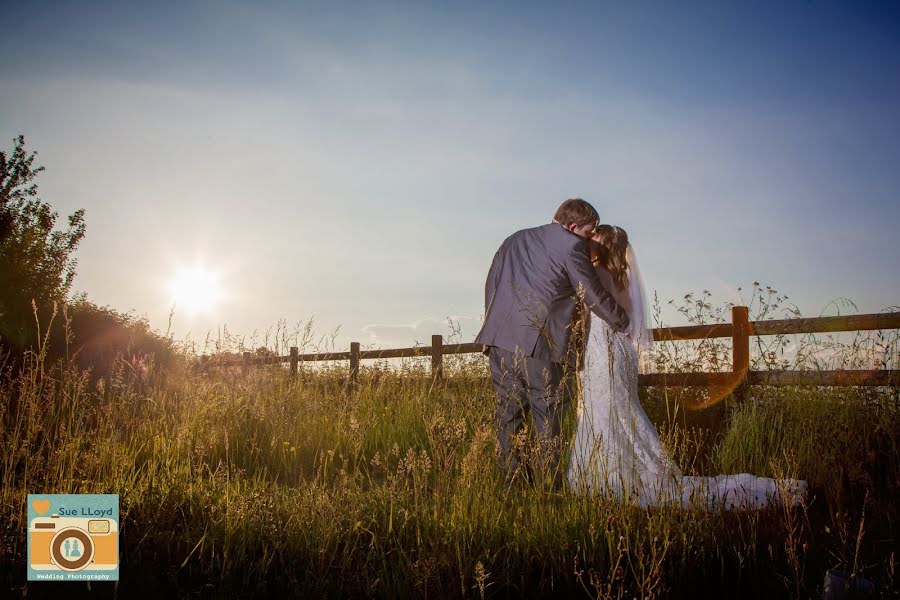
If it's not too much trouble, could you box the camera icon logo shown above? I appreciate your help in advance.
[27,494,119,581]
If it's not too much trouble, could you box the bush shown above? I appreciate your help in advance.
[54,298,181,381]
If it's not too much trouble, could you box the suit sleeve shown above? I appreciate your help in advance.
[484,246,502,313]
[565,241,631,332]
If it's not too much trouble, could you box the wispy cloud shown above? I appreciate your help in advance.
[362,316,480,348]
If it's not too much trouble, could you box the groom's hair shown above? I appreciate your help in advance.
[553,198,599,228]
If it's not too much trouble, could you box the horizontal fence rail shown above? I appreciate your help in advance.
[201,309,900,393]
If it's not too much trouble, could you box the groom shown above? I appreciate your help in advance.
[475,198,631,488]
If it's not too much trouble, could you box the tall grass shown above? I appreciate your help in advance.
[2,293,898,598]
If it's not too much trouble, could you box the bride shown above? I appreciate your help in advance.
[567,225,807,509]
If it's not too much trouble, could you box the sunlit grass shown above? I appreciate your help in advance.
[1,292,898,597]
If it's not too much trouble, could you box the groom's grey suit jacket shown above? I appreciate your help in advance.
[475,223,630,367]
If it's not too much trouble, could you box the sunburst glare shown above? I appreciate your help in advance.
[167,265,224,316]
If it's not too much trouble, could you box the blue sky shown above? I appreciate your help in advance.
[2,1,898,351]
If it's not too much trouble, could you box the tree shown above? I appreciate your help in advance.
[0,135,86,350]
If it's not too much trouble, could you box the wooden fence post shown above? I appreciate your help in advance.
[732,306,750,401]
[349,342,360,394]
[242,351,251,377]
[290,346,298,380]
[431,334,443,384]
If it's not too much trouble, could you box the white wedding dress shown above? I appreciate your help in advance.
[567,247,807,510]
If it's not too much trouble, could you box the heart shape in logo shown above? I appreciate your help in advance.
[32,499,51,515]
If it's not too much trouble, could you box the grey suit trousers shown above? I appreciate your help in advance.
[489,346,571,488]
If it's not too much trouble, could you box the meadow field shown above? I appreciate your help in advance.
[2,294,898,599]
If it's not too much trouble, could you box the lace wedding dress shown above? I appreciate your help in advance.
[567,249,807,510]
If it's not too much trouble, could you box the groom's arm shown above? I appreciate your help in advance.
[484,246,502,313]
[565,241,630,332]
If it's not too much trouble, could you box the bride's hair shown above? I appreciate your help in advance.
[590,225,629,291]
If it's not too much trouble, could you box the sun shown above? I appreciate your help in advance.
[167,265,224,316]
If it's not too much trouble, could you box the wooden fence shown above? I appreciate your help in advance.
[201,307,900,394]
